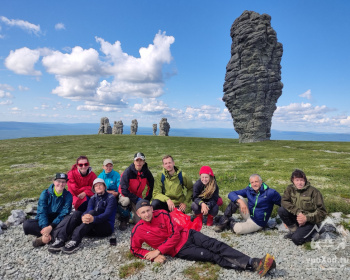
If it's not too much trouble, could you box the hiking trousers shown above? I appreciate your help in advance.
[55,210,113,244]
[278,206,316,245]
[176,229,250,270]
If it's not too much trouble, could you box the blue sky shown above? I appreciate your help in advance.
[1,0,350,133]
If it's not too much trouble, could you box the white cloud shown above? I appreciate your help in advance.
[55,23,65,30]
[299,89,312,100]
[77,105,121,112]
[132,99,183,117]
[0,16,40,35]
[0,84,14,91]
[0,100,12,105]
[5,47,42,75]
[339,116,350,125]
[0,90,13,98]
[11,107,21,111]
[132,98,168,114]
[184,105,231,121]
[5,31,175,109]
[273,102,350,131]
[18,85,29,91]
[274,103,334,121]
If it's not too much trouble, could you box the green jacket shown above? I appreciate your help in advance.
[152,166,193,206]
[281,182,327,224]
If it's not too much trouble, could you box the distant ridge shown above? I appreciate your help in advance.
[0,121,349,142]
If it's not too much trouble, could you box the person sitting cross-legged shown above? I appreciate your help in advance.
[23,173,72,247]
[48,178,117,254]
[130,199,276,277]
[214,174,281,234]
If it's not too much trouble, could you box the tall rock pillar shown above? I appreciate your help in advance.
[223,11,283,143]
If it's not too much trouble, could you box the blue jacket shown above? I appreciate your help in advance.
[228,183,281,227]
[98,170,120,192]
[85,191,117,231]
[36,184,73,229]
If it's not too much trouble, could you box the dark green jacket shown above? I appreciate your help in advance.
[281,182,327,224]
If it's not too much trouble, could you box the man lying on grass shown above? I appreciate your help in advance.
[130,199,276,277]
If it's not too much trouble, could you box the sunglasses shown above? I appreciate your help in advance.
[78,163,89,167]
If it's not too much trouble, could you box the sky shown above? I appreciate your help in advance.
[1,0,350,133]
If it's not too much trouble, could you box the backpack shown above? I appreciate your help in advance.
[161,171,183,194]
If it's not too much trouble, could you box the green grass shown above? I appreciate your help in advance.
[183,262,221,280]
[119,261,145,278]
[303,241,313,250]
[1,134,350,220]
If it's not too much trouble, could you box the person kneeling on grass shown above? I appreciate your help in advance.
[23,173,72,247]
[191,166,220,226]
[130,199,276,277]
[48,178,117,254]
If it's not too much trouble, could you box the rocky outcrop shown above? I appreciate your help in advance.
[130,119,138,135]
[112,121,123,135]
[98,117,112,134]
[223,10,283,143]
[159,118,170,136]
[153,124,157,136]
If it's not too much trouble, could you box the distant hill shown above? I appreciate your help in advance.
[0,121,349,141]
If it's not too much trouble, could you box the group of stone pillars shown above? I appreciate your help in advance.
[98,117,170,136]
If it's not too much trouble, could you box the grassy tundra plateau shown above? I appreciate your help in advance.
[0,134,349,220]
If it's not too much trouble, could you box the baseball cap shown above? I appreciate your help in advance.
[135,199,151,211]
[92,178,106,193]
[54,173,68,181]
[134,152,145,161]
[103,159,113,166]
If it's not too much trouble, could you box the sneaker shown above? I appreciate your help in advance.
[214,216,229,232]
[48,238,65,253]
[62,240,79,254]
[252,253,276,277]
[32,236,45,248]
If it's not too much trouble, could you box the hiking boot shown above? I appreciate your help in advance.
[229,218,236,233]
[119,217,129,231]
[214,216,229,232]
[48,238,65,253]
[32,236,45,248]
[206,215,214,226]
[312,232,320,241]
[284,232,293,239]
[251,253,276,277]
[62,240,79,254]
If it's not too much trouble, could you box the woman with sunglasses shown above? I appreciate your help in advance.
[67,156,97,212]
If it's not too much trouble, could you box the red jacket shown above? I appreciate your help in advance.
[119,163,154,204]
[130,210,189,258]
[67,167,97,210]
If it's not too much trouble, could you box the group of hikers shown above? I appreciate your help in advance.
[22,152,327,277]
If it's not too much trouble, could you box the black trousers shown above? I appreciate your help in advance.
[278,207,316,245]
[151,199,170,211]
[151,199,185,212]
[223,201,239,217]
[176,229,250,270]
[55,210,113,244]
[23,219,57,238]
